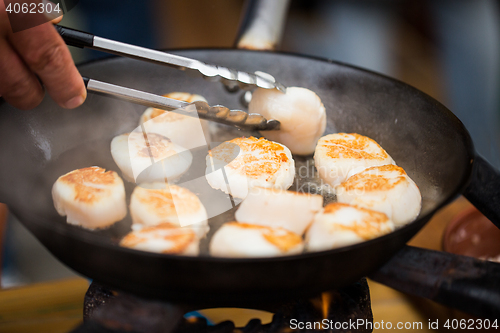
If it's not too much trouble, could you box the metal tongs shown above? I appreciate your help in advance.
[56,25,284,131]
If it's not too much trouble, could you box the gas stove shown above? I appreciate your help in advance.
[71,279,373,332]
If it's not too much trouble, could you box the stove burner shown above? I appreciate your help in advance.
[76,280,373,333]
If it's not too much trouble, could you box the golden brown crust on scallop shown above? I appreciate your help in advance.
[209,137,289,179]
[322,202,352,214]
[321,203,391,240]
[229,222,302,252]
[120,223,196,254]
[262,230,303,253]
[59,167,119,204]
[318,133,389,160]
[133,185,201,218]
[339,165,407,192]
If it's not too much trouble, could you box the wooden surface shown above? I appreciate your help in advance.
[0,197,479,333]
[0,278,89,333]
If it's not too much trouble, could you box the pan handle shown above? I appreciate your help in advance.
[370,245,500,319]
[463,154,500,229]
[235,0,291,51]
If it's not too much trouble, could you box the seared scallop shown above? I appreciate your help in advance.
[235,187,323,235]
[206,136,295,199]
[130,183,209,237]
[249,87,326,155]
[111,132,192,183]
[120,223,199,256]
[52,167,127,229]
[336,165,421,227]
[140,92,210,149]
[209,222,304,258]
[314,133,395,188]
[306,203,395,251]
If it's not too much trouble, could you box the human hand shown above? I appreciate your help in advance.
[0,2,86,110]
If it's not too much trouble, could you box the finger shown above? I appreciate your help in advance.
[0,37,44,109]
[50,15,63,25]
[8,22,86,109]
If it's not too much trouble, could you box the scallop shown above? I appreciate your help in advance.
[234,187,323,235]
[248,87,326,155]
[52,166,127,229]
[206,136,295,199]
[111,132,192,184]
[336,164,421,227]
[120,223,199,256]
[129,183,209,238]
[306,203,395,251]
[314,133,395,189]
[140,92,210,149]
[209,222,304,258]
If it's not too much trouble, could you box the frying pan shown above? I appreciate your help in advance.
[1,0,500,319]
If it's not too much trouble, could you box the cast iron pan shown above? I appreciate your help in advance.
[1,49,500,317]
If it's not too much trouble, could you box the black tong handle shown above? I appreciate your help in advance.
[55,25,94,48]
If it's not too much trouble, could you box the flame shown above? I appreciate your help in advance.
[321,292,331,319]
